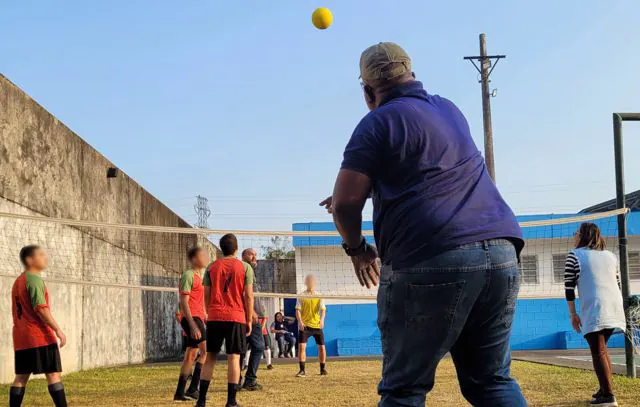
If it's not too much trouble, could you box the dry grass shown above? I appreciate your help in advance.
[0,359,639,406]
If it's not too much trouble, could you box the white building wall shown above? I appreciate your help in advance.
[296,236,640,304]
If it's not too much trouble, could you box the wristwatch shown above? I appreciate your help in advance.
[342,237,367,256]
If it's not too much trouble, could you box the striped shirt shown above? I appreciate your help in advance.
[564,251,621,301]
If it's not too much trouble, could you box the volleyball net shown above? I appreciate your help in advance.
[0,208,636,301]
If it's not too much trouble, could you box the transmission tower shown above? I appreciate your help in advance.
[194,195,211,228]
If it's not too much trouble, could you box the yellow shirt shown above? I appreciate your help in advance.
[295,291,326,329]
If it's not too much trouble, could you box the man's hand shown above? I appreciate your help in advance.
[56,329,67,348]
[190,322,202,340]
[246,322,252,337]
[299,322,305,333]
[319,196,333,214]
[320,320,325,329]
[251,311,259,324]
[351,243,380,289]
[570,314,582,333]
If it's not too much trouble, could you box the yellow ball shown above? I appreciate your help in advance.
[312,7,333,30]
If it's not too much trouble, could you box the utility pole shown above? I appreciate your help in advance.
[194,195,211,228]
[464,33,505,182]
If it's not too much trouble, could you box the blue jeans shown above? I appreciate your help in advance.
[377,239,527,407]
[245,322,265,384]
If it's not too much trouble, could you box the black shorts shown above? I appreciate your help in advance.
[15,343,62,375]
[207,321,247,355]
[181,317,206,348]
[299,327,325,346]
[181,336,188,352]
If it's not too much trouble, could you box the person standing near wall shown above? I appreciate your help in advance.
[173,247,209,401]
[295,275,328,377]
[565,223,626,407]
[240,248,265,391]
[10,245,68,407]
[322,42,526,406]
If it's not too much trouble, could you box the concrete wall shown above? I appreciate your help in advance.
[295,299,629,358]
[0,75,213,383]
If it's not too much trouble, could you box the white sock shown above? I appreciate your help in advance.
[244,350,251,368]
[265,348,272,365]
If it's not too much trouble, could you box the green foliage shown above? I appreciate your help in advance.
[262,236,295,260]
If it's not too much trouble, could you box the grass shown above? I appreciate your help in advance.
[0,359,639,406]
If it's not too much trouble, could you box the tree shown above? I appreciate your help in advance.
[262,236,295,260]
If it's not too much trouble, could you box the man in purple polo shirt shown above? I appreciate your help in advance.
[321,42,527,407]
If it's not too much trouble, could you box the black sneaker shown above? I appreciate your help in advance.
[320,369,328,376]
[296,370,306,377]
[225,404,240,407]
[592,389,602,402]
[173,394,189,402]
[184,388,199,401]
[591,394,618,406]
[195,402,206,407]
[242,382,263,391]
[266,364,274,370]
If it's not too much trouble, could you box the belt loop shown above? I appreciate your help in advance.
[482,240,489,250]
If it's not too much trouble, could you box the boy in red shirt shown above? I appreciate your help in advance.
[174,247,210,401]
[197,234,254,407]
[10,245,67,407]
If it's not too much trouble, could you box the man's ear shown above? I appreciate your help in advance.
[411,72,416,79]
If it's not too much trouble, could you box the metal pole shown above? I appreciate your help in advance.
[613,113,636,378]
[479,33,495,181]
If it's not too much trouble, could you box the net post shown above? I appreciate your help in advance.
[613,112,636,378]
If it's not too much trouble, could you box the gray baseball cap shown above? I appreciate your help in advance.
[360,42,412,82]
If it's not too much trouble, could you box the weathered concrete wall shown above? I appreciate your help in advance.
[255,259,296,294]
[0,75,213,383]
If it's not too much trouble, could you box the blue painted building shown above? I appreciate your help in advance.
[291,212,640,357]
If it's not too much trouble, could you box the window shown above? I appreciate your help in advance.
[553,253,568,283]
[629,252,640,280]
[520,255,539,284]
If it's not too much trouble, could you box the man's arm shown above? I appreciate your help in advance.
[243,263,255,336]
[36,307,66,347]
[295,297,305,331]
[27,277,66,347]
[203,269,211,310]
[179,272,202,339]
[179,294,201,340]
[295,309,303,330]
[244,284,254,335]
[331,169,372,248]
[319,299,327,329]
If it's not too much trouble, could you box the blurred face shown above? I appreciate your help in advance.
[276,313,283,322]
[26,248,48,271]
[305,275,317,291]
[191,249,210,269]
[243,249,258,268]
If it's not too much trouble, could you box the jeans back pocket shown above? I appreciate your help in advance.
[405,281,466,343]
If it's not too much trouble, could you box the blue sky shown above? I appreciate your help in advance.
[2,0,640,231]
